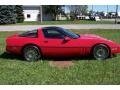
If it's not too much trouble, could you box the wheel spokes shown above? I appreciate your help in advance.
[25,48,39,61]
[93,45,109,60]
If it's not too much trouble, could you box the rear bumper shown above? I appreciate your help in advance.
[6,46,22,54]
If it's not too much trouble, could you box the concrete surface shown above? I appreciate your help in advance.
[0,24,120,31]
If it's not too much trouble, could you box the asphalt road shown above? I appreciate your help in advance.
[0,24,120,31]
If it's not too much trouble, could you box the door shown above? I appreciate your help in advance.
[41,27,83,57]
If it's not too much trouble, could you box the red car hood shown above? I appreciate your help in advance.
[80,34,120,50]
[80,34,107,40]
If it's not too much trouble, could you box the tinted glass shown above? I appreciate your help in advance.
[43,29,65,39]
[57,27,80,39]
[62,29,80,39]
[19,30,38,38]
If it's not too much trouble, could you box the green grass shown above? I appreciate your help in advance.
[0,29,120,84]
[6,20,114,25]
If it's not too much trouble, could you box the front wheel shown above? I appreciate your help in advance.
[23,45,41,61]
[93,44,110,60]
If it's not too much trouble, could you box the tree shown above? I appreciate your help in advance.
[0,5,16,24]
[15,5,24,23]
[67,5,88,20]
[43,5,65,20]
[89,10,94,16]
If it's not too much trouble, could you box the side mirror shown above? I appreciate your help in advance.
[64,37,71,41]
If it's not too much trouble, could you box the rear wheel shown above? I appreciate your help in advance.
[23,45,41,61]
[93,44,110,60]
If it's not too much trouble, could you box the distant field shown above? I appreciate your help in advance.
[0,29,120,84]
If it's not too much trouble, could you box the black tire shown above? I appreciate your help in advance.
[23,45,41,61]
[93,44,109,60]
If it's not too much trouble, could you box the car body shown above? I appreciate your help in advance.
[6,26,120,61]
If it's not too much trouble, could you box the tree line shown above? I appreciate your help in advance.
[0,5,24,24]
[0,5,88,24]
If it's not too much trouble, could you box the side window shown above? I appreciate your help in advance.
[43,29,65,39]
[19,30,38,38]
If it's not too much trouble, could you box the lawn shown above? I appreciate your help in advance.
[0,29,120,84]
[14,20,114,25]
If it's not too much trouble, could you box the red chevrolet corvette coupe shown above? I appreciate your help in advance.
[6,27,120,61]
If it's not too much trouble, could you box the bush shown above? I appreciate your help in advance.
[15,5,24,23]
[0,5,16,24]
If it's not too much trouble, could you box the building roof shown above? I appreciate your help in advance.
[23,5,41,10]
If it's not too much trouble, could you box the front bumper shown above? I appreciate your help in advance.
[118,45,120,53]
[111,45,120,54]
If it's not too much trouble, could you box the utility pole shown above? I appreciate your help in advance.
[115,5,118,24]
[40,5,43,23]
[92,5,93,15]
[107,5,108,18]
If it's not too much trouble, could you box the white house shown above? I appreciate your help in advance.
[23,5,53,21]
[23,5,40,21]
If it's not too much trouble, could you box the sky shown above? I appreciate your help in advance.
[88,5,120,12]
[65,5,120,13]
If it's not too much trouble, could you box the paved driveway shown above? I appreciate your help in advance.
[0,24,120,31]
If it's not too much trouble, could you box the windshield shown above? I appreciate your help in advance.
[60,28,80,39]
